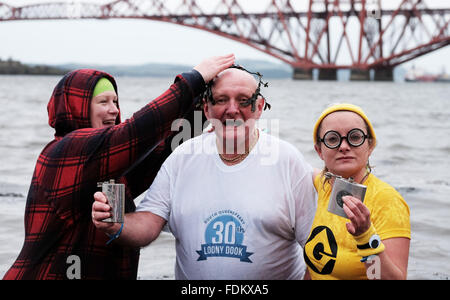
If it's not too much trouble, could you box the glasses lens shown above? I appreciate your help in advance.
[348,129,365,146]
[323,131,341,148]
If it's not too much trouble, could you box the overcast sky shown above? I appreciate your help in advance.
[1,0,449,73]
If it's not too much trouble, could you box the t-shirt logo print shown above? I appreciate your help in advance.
[303,226,338,274]
[197,211,253,262]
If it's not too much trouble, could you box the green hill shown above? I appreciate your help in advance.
[0,58,68,75]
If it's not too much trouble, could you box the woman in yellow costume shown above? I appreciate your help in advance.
[303,103,410,280]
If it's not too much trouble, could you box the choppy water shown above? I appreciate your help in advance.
[0,75,449,279]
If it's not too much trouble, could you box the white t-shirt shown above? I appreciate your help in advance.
[137,131,317,279]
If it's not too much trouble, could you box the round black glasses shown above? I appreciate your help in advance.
[320,128,368,149]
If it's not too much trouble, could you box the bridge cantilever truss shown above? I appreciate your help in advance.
[0,0,449,80]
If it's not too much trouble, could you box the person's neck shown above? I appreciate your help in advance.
[217,129,259,165]
[351,168,370,184]
[326,167,370,186]
[336,168,369,184]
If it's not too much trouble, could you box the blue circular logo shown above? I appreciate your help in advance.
[205,215,244,245]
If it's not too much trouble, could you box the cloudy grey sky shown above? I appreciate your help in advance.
[1,0,449,73]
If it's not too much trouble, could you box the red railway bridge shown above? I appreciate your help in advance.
[0,0,449,80]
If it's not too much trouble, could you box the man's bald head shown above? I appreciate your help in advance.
[213,68,259,92]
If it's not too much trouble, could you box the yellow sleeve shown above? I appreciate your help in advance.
[368,186,411,240]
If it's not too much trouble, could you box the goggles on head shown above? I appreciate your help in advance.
[202,64,271,112]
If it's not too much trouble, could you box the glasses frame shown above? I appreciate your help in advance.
[320,128,369,149]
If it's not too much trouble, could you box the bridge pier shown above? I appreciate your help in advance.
[318,69,337,81]
[292,68,313,80]
[350,69,371,81]
[374,68,393,81]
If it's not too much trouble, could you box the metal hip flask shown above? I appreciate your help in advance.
[327,174,367,218]
[98,179,125,223]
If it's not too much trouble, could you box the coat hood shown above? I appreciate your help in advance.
[47,69,121,137]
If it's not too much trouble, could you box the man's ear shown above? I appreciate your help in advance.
[203,100,210,119]
[258,97,265,111]
[254,97,265,119]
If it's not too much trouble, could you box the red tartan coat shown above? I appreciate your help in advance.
[3,69,205,279]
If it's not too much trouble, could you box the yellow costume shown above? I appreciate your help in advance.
[304,173,410,280]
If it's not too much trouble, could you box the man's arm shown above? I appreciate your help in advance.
[92,192,166,247]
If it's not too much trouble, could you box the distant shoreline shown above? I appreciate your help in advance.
[0,58,68,75]
[2,59,433,82]
[0,58,293,78]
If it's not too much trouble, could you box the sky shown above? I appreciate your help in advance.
[1,0,449,73]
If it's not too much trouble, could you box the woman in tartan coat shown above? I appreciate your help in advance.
[3,54,234,280]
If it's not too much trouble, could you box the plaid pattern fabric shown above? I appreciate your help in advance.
[3,69,204,280]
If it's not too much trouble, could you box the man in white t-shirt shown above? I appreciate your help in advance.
[92,66,317,279]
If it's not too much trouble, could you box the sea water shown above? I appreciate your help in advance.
[1,75,449,279]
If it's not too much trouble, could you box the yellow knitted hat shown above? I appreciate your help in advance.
[313,103,376,145]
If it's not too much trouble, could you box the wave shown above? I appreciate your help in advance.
[0,191,26,204]
[376,155,409,166]
[396,186,419,194]
[412,219,450,236]
[0,182,28,202]
[387,143,414,151]
[427,180,450,187]
[0,192,24,198]
[438,146,450,154]
[428,112,450,121]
